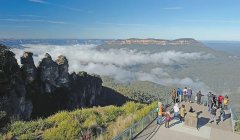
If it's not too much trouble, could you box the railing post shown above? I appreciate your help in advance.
[129,127,132,139]
[230,108,235,133]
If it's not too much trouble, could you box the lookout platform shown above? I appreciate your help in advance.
[134,102,240,140]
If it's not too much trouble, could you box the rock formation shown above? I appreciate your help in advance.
[39,53,59,93]
[0,45,32,120]
[0,44,128,121]
[20,52,37,84]
[55,55,70,87]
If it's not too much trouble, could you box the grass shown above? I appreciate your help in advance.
[1,101,157,140]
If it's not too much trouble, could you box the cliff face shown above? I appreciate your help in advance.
[105,38,199,45]
[0,45,127,120]
[0,45,32,120]
[21,52,37,84]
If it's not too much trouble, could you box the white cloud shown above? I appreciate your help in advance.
[182,19,240,24]
[28,0,46,4]
[11,44,213,68]
[28,0,91,13]
[11,44,212,91]
[95,22,148,27]
[0,18,66,24]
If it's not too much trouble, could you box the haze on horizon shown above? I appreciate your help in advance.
[0,0,240,41]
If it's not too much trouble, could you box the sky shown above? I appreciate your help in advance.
[0,0,240,40]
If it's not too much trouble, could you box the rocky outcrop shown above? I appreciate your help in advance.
[21,52,37,84]
[69,72,102,108]
[105,38,199,45]
[1,45,127,120]
[0,46,32,121]
[38,53,59,93]
[55,55,70,87]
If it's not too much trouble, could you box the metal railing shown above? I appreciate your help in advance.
[112,108,157,140]
[229,105,240,133]
[112,92,174,140]
[111,92,240,140]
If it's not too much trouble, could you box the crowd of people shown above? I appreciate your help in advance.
[156,87,230,128]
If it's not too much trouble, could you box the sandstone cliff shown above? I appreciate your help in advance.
[0,45,32,120]
[0,44,129,120]
[105,38,199,45]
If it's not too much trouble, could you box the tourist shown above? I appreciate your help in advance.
[177,88,183,102]
[213,94,217,106]
[209,105,217,124]
[156,102,164,125]
[171,89,177,103]
[173,103,180,120]
[218,95,224,108]
[223,95,229,110]
[187,88,192,102]
[207,92,213,112]
[183,87,188,102]
[165,111,171,128]
[220,107,225,122]
[196,91,204,105]
[180,104,186,122]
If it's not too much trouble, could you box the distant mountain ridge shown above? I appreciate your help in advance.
[105,38,200,45]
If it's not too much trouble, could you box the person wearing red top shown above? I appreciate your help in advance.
[218,95,224,108]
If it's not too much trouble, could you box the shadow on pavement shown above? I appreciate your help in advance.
[198,117,210,128]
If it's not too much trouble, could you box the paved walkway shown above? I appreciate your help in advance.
[134,102,240,140]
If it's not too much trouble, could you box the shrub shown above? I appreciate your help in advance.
[3,101,157,139]
[235,121,240,132]
[122,102,145,115]
[9,119,52,138]
[43,118,81,140]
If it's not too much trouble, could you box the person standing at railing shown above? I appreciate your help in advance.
[171,89,177,103]
[156,102,164,125]
[218,95,224,109]
[177,87,183,102]
[187,88,192,103]
[213,94,217,106]
[183,87,188,102]
[223,95,229,110]
[207,92,213,112]
[196,91,204,105]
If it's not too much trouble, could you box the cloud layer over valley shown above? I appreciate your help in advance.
[11,44,213,92]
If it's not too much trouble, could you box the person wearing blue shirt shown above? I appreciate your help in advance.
[177,88,183,102]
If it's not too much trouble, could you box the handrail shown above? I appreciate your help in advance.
[229,104,240,133]
[112,92,174,140]
[229,108,236,133]
[112,108,157,140]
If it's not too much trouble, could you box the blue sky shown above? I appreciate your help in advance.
[0,0,240,40]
